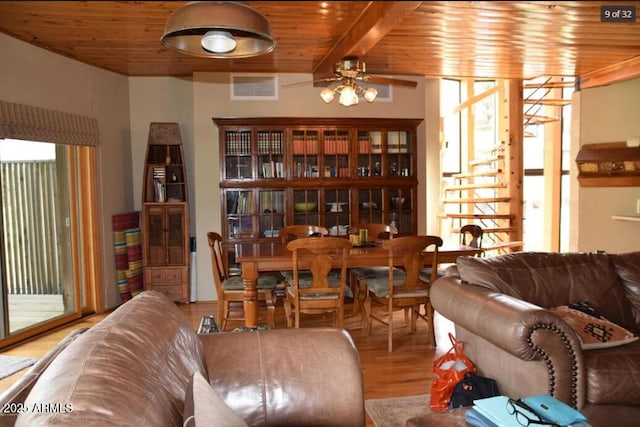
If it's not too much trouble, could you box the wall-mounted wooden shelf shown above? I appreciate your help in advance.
[576,142,640,187]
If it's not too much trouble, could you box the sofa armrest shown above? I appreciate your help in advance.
[431,276,585,408]
[199,327,365,427]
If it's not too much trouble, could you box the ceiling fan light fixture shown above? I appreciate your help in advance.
[363,87,378,102]
[161,1,277,59]
[320,87,335,103]
[339,86,359,107]
[201,31,236,53]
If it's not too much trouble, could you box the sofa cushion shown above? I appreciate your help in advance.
[551,305,638,350]
[583,339,640,405]
[16,290,207,427]
[457,252,637,331]
[183,371,248,427]
[609,251,640,332]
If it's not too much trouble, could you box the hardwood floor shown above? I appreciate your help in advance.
[0,299,454,425]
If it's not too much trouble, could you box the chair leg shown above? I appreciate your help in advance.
[265,294,276,329]
[426,301,436,347]
[388,300,394,352]
[358,279,368,329]
[351,272,360,315]
[363,295,373,336]
[283,295,293,328]
[221,302,229,331]
[217,299,225,331]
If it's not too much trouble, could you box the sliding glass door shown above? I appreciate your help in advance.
[0,139,82,340]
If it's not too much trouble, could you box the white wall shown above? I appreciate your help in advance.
[574,78,640,253]
[0,33,132,310]
[128,77,195,230]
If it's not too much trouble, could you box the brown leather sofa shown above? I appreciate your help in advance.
[431,251,640,427]
[0,290,365,426]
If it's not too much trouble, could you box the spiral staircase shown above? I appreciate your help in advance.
[441,77,573,255]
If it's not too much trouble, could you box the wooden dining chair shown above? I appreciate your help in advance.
[278,225,329,289]
[362,235,443,352]
[349,223,398,318]
[419,224,483,284]
[460,224,484,250]
[207,232,277,330]
[283,236,351,328]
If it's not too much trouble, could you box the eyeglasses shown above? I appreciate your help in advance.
[506,398,560,427]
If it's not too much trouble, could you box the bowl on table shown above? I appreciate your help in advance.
[294,201,318,212]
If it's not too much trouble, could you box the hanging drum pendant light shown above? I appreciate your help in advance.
[161,1,277,58]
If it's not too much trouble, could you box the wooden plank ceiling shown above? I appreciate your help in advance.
[0,1,639,87]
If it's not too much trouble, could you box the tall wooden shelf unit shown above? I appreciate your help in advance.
[215,117,423,247]
[142,122,190,303]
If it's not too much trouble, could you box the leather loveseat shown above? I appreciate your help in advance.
[0,290,365,426]
[431,251,640,427]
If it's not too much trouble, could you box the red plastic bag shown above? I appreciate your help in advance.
[429,333,476,412]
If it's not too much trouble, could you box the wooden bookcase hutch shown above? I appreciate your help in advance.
[141,122,190,303]
[215,117,423,247]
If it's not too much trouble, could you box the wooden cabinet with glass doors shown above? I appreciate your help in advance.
[215,117,422,244]
[141,122,190,303]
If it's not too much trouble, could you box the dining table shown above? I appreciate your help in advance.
[234,239,482,327]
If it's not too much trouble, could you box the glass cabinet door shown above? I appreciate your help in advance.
[357,188,383,224]
[257,130,284,179]
[386,130,412,177]
[323,129,350,178]
[387,187,414,234]
[324,189,350,235]
[291,130,319,178]
[226,189,255,239]
[292,189,320,225]
[258,190,285,238]
[224,130,252,180]
[357,130,382,177]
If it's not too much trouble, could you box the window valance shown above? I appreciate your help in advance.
[0,100,99,146]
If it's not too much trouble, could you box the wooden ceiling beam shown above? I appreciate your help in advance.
[312,1,422,85]
[578,55,640,90]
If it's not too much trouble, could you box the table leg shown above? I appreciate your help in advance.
[241,262,258,327]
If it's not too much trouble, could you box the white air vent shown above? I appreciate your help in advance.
[365,81,392,101]
[231,74,278,100]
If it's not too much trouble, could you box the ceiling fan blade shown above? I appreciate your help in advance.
[281,77,338,88]
[365,76,417,88]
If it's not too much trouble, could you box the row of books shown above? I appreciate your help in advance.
[260,161,285,178]
[227,191,253,214]
[257,131,284,155]
[465,394,589,427]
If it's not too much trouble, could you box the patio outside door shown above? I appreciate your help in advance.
[0,139,79,338]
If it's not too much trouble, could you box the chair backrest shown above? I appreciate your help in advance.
[278,224,328,244]
[383,235,443,291]
[206,232,227,297]
[353,223,398,242]
[460,224,484,249]
[286,236,351,295]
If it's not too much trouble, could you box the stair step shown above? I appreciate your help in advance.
[452,170,501,179]
[469,155,503,166]
[442,197,511,204]
[445,213,515,220]
[444,182,507,191]
[483,241,524,252]
[524,81,574,89]
[477,227,518,234]
[524,114,560,125]
[524,99,571,106]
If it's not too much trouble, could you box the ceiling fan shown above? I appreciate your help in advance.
[283,57,417,106]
